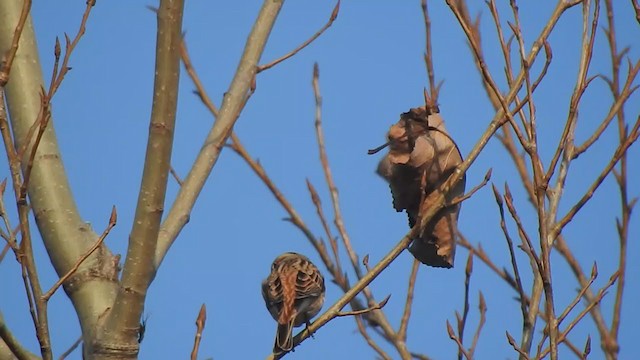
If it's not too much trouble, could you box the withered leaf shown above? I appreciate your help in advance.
[375,106,465,268]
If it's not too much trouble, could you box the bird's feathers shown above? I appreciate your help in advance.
[262,252,325,353]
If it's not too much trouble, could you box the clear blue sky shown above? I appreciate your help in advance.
[2,1,639,359]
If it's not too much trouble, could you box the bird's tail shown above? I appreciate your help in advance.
[273,318,295,354]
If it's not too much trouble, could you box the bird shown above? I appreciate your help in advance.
[261,252,325,354]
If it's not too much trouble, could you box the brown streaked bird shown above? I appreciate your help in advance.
[262,252,325,354]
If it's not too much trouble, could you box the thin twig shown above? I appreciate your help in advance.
[421,0,440,101]
[509,0,537,141]
[48,0,96,97]
[190,304,207,360]
[468,292,487,358]
[446,321,472,360]
[257,1,340,73]
[446,0,530,151]
[42,206,117,301]
[398,259,420,342]
[554,224,614,354]
[0,243,9,264]
[0,0,32,86]
[545,0,600,217]
[531,41,553,91]
[456,253,473,360]
[57,336,82,360]
[507,331,531,360]
[0,179,18,254]
[486,0,514,86]
[170,166,183,186]
[503,184,541,272]
[447,168,491,207]
[20,90,52,202]
[604,1,632,353]
[362,254,371,273]
[504,182,542,360]
[336,295,390,317]
[179,38,219,117]
[312,63,362,281]
[583,335,592,359]
[569,61,639,160]
[0,85,52,359]
[491,184,528,325]
[354,316,392,360]
[557,263,597,325]
[306,179,342,269]
[538,271,619,358]
[553,118,640,237]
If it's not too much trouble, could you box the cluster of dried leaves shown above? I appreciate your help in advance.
[374,106,465,268]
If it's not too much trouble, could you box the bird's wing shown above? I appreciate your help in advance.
[294,260,324,299]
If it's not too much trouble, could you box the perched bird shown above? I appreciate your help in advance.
[374,106,465,268]
[262,252,325,354]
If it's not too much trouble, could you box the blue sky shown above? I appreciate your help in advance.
[2,1,639,359]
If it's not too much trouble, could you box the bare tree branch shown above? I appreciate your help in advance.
[58,336,82,360]
[336,295,390,317]
[446,320,472,360]
[97,0,185,355]
[398,259,420,342]
[190,304,207,360]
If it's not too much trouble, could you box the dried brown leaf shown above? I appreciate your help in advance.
[375,107,466,268]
